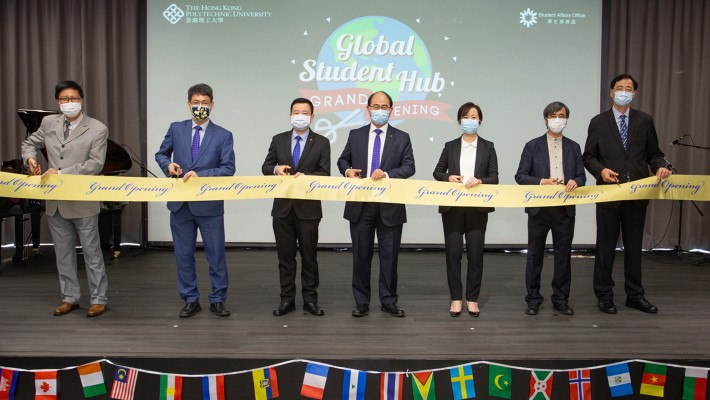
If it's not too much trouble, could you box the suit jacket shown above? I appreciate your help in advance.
[21,113,108,219]
[515,134,586,216]
[155,119,235,216]
[337,124,415,226]
[261,130,331,219]
[433,135,499,214]
[583,108,666,208]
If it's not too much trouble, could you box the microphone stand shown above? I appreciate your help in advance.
[666,141,710,264]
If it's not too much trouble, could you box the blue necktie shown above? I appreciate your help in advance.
[619,114,628,150]
[292,135,302,167]
[191,125,201,161]
[370,129,382,176]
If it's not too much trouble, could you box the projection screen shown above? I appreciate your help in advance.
[147,0,602,245]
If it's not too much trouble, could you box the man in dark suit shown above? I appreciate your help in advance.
[583,74,672,314]
[515,101,586,316]
[262,98,331,317]
[22,80,109,317]
[155,83,236,318]
[337,91,415,318]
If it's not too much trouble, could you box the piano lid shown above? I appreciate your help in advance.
[17,109,60,134]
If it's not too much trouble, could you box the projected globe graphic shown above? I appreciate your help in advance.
[316,16,432,123]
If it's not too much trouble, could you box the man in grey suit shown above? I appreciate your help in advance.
[22,80,109,317]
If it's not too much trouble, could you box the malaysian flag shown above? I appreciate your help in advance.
[110,367,138,400]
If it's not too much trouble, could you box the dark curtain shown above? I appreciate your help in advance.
[1,0,707,250]
[605,0,710,250]
[0,0,147,246]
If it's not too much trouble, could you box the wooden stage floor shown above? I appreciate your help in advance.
[1,247,709,363]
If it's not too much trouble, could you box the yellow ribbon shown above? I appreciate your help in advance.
[0,171,707,207]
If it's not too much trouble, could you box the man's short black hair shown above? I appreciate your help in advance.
[543,101,570,118]
[367,91,393,107]
[610,74,639,90]
[291,97,314,114]
[188,83,214,102]
[457,102,483,123]
[55,81,84,99]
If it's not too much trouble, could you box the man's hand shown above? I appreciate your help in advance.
[564,179,578,192]
[370,169,386,181]
[27,158,41,175]
[293,172,303,178]
[275,165,291,175]
[448,175,463,183]
[464,177,482,188]
[168,162,182,177]
[656,167,672,180]
[41,168,59,178]
[346,169,362,178]
[540,178,561,185]
[182,170,198,182]
[601,168,619,184]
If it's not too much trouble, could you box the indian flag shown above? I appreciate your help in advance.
[78,362,107,398]
[160,374,183,400]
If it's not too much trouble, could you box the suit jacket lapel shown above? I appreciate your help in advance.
[451,138,462,176]
[536,136,551,178]
[378,127,395,170]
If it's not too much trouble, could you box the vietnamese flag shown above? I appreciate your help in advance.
[639,363,667,397]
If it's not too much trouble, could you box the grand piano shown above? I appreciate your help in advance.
[0,109,132,262]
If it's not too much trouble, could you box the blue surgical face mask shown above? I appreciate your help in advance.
[613,91,633,107]
[191,105,210,121]
[461,119,479,134]
[370,109,390,126]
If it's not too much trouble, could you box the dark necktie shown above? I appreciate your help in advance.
[63,120,70,140]
[191,125,201,161]
[292,135,302,167]
[370,129,382,176]
[619,114,628,150]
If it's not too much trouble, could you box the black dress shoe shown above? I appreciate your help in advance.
[179,302,201,318]
[273,301,296,316]
[598,300,617,314]
[553,303,574,315]
[352,304,369,318]
[303,302,324,316]
[525,304,539,316]
[625,298,658,314]
[209,302,231,317]
[381,303,405,317]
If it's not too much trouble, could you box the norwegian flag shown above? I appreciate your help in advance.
[568,369,592,400]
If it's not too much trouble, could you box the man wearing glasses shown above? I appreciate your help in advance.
[22,80,109,317]
[337,91,416,318]
[155,83,236,318]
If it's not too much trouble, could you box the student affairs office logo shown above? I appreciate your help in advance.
[163,4,185,24]
[519,8,538,28]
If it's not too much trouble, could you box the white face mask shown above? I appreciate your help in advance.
[290,114,311,130]
[613,91,633,107]
[547,117,567,134]
[59,102,82,118]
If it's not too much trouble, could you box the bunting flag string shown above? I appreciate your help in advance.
[0,358,707,399]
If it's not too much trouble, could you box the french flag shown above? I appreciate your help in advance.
[301,363,329,399]
[380,372,403,400]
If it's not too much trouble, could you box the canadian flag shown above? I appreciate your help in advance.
[35,370,58,399]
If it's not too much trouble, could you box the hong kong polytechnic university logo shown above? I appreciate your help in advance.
[519,8,537,28]
[163,4,184,24]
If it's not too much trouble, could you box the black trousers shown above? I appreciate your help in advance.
[441,207,488,302]
[594,202,647,301]
[525,207,574,307]
[273,209,321,303]
[350,203,403,306]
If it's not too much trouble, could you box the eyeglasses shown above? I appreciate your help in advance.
[57,97,82,103]
[368,105,391,111]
